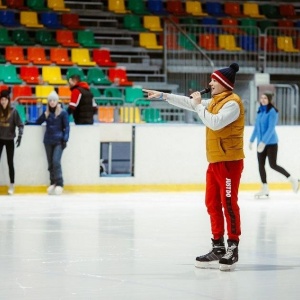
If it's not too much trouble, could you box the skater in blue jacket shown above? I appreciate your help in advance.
[249,92,299,197]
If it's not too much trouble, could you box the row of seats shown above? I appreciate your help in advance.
[0,0,69,11]
[3,46,115,67]
[109,0,300,20]
[0,10,84,29]
[0,84,148,106]
[0,64,134,86]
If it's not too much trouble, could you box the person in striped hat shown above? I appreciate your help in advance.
[144,63,244,271]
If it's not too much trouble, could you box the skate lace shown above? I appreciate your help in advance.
[222,246,236,259]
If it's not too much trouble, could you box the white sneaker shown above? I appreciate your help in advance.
[47,185,56,195]
[288,176,299,193]
[54,186,63,195]
[8,184,14,195]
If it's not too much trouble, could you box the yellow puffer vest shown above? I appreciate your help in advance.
[206,91,245,163]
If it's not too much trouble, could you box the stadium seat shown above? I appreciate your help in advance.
[77,30,101,48]
[6,0,27,10]
[98,107,115,123]
[127,0,150,14]
[20,11,44,28]
[71,49,96,66]
[66,67,87,81]
[125,86,149,106]
[139,33,163,50]
[58,86,71,103]
[92,49,117,67]
[260,36,278,52]
[61,13,84,29]
[143,16,163,32]
[278,20,295,35]
[108,0,130,14]
[15,104,27,123]
[119,107,142,123]
[103,87,124,106]
[165,28,181,50]
[218,35,242,51]
[12,85,35,104]
[147,0,168,15]
[224,2,245,18]
[42,66,67,85]
[35,30,59,46]
[243,3,265,19]
[12,29,35,45]
[279,4,299,19]
[185,1,207,17]
[27,0,48,11]
[20,66,40,84]
[35,85,55,104]
[56,30,79,47]
[40,11,63,29]
[260,4,281,19]
[0,10,20,27]
[206,2,226,17]
[277,36,299,52]
[0,65,23,84]
[47,0,70,11]
[5,46,29,64]
[178,32,197,50]
[0,54,5,63]
[239,36,257,51]
[221,18,244,34]
[199,34,220,50]
[258,20,276,34]
[240,18,258,35]
[142,108,163,123]
[123,15,147,32]
[166,0,187,16]
[108,68,133,86]
[0,28,14,45]
[50,48,73,65]
[86,67,112,85]
[27,105,40,123]
[28,47,52,65]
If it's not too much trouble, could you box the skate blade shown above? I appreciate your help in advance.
[254,194,269,199]
[195,261,219,269]
[219,263,237,271]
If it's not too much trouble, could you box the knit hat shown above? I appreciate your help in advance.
[0,89,11,100]
[211,63,239,90]
[47,90,59,102]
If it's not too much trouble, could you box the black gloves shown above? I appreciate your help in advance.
[62,141,67,150]
[16,136,22,147]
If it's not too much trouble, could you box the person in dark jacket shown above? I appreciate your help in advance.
[67,75,97,124]
[0,88,24,195]
[34,91,70,195]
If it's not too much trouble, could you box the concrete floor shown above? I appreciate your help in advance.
[0,190,299,300]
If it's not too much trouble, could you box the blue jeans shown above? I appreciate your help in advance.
[44,143,64,187]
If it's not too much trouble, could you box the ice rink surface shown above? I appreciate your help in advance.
[0,190,299,300]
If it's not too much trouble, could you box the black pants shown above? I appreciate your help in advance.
[257,144,290,184]
[0,139,15,184]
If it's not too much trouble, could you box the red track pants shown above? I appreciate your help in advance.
[205,159,244,241]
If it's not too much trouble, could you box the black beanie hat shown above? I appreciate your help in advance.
[211,63,239,90]
[0,89,11,100]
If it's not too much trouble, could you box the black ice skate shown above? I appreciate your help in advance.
[195,237,226,268]
[219,239,239,271]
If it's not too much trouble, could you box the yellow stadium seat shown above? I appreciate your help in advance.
[218,34,242,51]
[42,66,68,85]
[186,1,208,17]
[35,85,55,104]
[119,107,142,123]
[143,16,163,32]
[47,0,70,11]
[71,49,96,66]
[108,0,130,14]
[243,3,265,18]
[277,36,299,53]
[20,11,44,28]
[139,33,163,50]
[0,0,7,9]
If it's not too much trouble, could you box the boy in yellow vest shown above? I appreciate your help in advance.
[144,63,244,271]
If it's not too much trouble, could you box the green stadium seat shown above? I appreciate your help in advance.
[87,68,112,85]
[0,65,23,84]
